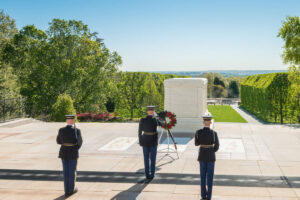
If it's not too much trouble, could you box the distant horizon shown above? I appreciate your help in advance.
[123,69,287,72]
[120,69,287,78]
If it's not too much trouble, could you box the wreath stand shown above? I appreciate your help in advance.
[157,128,179,159]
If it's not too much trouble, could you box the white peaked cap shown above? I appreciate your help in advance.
[202,111,213,119]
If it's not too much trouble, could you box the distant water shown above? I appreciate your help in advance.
[152,70,286,77]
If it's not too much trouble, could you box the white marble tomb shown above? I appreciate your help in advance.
[164,78,208,133]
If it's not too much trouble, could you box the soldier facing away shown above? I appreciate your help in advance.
[195,112,220,200]
[138,106,162,183]
[56,114,83,197]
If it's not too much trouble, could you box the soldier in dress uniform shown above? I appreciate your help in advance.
[138,106,161,183]
[195,112,220,200]
[56,114,83,197]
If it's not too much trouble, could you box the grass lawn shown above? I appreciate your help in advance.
[208,105,247,123]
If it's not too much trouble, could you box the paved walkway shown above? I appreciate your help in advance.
[0,118,299,199]
[231,105,262,124]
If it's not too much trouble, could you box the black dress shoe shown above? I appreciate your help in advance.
[137,179,147,184]
[72,188,78,194]
[68,188,78,196]
[64,193,71,198]
[144,178,153,184]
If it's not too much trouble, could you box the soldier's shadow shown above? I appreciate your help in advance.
[110,182,148,200]
[114,154,176,200]
[53,182,149,200]
[156,153,176,171]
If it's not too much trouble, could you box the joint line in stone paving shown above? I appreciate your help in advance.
[0,169,299,188]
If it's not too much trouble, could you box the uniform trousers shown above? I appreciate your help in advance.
[143,146,157,179]
[62,159,77,194]
[200,161,215,200]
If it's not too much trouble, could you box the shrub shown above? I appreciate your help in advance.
[51,94,76,122]
[77,112,112,122]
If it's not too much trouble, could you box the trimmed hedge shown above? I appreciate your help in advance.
[241,73,298,124]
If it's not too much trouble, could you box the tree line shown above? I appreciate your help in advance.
[198,72,242,98]
[0,10,187,121]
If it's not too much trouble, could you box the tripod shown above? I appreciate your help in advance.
[157,128,179,159]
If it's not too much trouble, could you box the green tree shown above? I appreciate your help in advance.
[5,19,121,116]
[212,85,226,98]
[117,72,147,119]
[278,16,300,67]
[228,80,239,98]
[213,76,225,88]
[201,72,228,98]
[0,10,19,100]
[204,73,214,98]
[142,73,163,110]
[278,16,300,122]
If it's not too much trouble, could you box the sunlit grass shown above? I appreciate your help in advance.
[208,105,247,123]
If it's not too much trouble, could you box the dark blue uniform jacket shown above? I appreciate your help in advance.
[56,125,83,160]
[138,115,161,147]
[195,127,219,162]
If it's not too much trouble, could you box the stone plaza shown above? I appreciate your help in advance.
[0,107,300,199]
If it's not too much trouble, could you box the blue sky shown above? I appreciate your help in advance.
[1,0,299,71]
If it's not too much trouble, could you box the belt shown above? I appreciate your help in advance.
[62,143,76,147]
[143,132,157,135]
[200,144,214,148]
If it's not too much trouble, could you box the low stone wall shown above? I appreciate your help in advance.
[207,98,240,105]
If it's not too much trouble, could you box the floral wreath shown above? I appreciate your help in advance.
[158,111,177,130]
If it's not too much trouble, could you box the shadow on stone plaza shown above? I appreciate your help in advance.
[0,169,299,188]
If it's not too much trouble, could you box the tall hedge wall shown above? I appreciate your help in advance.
[241,73,298,124]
